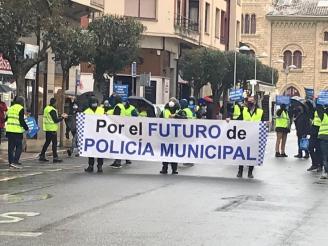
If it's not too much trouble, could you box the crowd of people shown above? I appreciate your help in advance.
[2,93,328,180]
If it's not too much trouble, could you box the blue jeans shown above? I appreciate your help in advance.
[320,140,328,173]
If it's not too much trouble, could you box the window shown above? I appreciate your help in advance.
[324,32,328,41]
[205,2,210,33]
[215,8,220,38]
[283,50,292,69]
[245,14,250,34]
[241,14,244,34]
[284,86,300,97]
[220,10,226,43]
[125,0,156,19]
[322,51,328,69]
[250,14,256,34]
[293,50,302,68]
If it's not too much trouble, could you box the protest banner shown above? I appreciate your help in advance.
[304,88,314,100]
[317,90,328,105]
[276,96,291,106]
[114,84,129,102]
[229,89,244,102]
[25,116,39,138]
[77,115,268,166]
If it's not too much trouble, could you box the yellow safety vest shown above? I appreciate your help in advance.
[163,109,172,119]
[313,111,321,127]
[114,103,126,116]
[84,107,104,115]
[139,111,148,117]
[233,104,241,120]
[183,108,194,119]
[5,104,25,133]
[125,105,136,117]
[43,105,58,132]
[275,111,289,129]
[318,113,328,138]
[243,107,263,122]
[106,109,114,115]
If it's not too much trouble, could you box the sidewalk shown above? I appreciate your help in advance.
[0,138,71,164]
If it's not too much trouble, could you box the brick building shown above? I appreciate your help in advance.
[242,0,328,97]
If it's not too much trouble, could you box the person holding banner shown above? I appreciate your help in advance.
[237,96,264,178]
[39,98,67,163]
[160,99,180,174]
[293,106,311,159]
[5,96,29,168]
[307,104,324,172]
[103,100,114,115]
[275,104,290,157]
[84,97,105,173]
[318,105,328,179]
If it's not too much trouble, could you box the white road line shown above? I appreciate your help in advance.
[0,172,43,182]
[0,231,42,237]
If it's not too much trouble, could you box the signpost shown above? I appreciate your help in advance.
[131,62,137,96]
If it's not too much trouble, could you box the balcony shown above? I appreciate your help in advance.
[66,0,104,21]
[175,14,199,32]
[90,0,104,9]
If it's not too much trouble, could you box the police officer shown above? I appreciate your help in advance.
[178,99,194,119]
[124,100,139,117]
[232,102,243,120]
[275,104,290,157]
[237,96,264,178]
[318,104,328,179]
[160,99,179,175]
[307,104,324,172]
[103,99,114,115]
[5,96,29,169]
[39,98,67,163]
[84,97,105,173]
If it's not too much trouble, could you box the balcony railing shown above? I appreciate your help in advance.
[175,14,199,33]
[90,0,104,8]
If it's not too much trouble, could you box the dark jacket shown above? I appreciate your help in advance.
[294,113,311,137]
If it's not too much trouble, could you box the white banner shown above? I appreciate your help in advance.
[77,114,268,166]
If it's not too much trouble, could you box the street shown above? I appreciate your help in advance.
[0,132,327,246]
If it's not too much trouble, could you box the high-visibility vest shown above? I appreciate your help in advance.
[139,111,148,117]
[114,103,126,116]
[318,113,328,138]
[275,111,289,129]
[163,109,172,119]
[243,107,263,122]
[107,109,114,115]
[43,105,58,132]
[5,104,25,133]
[84,107,104,115]
[313,111,321,127]
[183,108,194,119]
[233,104,241,120]
[125,105,137,117]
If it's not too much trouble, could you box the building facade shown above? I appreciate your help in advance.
[80,0,242,103]
[241,0,328,98]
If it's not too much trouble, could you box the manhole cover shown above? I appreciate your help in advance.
[0,194,52,204]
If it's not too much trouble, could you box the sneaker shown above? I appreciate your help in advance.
[53,159,63,163]
[67,149,72,157]
[317,166,323,173]
[307,165,318,172]
[9,163,22,169]
[111,163,122,169]
[275,152,282,157]
[320,172,328,179]
[280,153,288,158]
[303,155,310,159]
[160,170,168,174]
[125,160,132,165]
[172,171,179,175]
[39,157,49,162]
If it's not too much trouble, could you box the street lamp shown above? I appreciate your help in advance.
[285,64,297,95]
[253,52,268,96]
[234,46,251,89]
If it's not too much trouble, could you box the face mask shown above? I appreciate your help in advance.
[168,101,175,108]
[104,103,109,107]
[91,103,97,108]
[248,102,254,108]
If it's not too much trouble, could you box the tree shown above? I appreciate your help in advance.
[179,48,209,97]
[88,15,144,98]
[0,0,65,96]
[50,26,97,145]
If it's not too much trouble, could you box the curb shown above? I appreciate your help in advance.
[0,150,68,164]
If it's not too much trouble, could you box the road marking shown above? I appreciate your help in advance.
[0,172,43,182]
[0,212,40,223]
[0,231,42,237]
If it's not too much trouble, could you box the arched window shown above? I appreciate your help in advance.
[250,14,256,34]
[241,14,244,34]
[248,49,255,57]
[283,50,292,69]
[284,86,300,97]
[324,31,328,41]
[293,50,302,68]
[245,14,250,34]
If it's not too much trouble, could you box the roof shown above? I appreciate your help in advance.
[267,0,328,17]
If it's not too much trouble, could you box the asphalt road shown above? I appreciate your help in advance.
[0,133,327,246]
